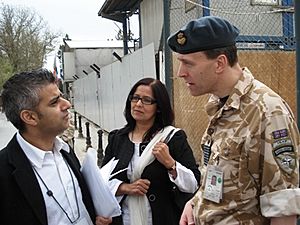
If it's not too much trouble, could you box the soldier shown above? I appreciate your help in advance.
[168,16,300,224]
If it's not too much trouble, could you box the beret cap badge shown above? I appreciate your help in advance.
[176,32,186,45]
[167,16,240,54]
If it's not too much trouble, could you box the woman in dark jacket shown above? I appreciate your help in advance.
[101,78,200,225]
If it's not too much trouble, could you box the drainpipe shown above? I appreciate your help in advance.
[123,15,128,55]
[163,0,172,102]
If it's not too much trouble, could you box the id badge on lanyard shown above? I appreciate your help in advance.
[203,164,223,203]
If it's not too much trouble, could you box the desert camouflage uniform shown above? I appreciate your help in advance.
[193,67,300,225]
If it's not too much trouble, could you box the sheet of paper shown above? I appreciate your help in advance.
[100,157,128,182]
[81,148,121,217]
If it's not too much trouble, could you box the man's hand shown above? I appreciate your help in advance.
[270,215,297,225]
[96,216,112,225]
[180,199,195,225]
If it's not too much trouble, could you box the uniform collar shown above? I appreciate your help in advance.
[16,132,70,168]
[205,67,254,118]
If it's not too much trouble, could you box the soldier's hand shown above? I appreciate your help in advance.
[180,200,195,225]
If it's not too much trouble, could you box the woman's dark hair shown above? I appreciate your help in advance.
[124,77,174,141]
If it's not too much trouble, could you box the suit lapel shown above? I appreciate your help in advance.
[110,138,134,180]
[8,135,47,225]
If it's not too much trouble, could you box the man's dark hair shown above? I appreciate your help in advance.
[203,45,238,67]
[2,68,56,131]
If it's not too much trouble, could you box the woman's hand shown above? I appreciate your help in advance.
[96,216,112,225]
[117,179,150,196]
[152,141,175,169]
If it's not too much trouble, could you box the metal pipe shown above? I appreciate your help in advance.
[123,15,128,55]
[163,0,173,103]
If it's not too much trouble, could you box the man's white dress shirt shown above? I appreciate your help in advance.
[17,132,93,225]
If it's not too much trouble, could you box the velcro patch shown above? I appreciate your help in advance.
[272,138,292,149]
[274,153,296,174]
[271,129,296,174]
[273,144,296,174]
[272,129,288,139]
[273,145,293,156]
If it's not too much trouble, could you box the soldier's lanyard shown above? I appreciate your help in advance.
[203,138,223,203]
[203,138,213,166]
[202,98,228,203]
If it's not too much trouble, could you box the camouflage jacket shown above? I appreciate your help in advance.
[193,67,300,225]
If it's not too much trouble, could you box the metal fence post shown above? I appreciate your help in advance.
[74,111,77,130]
[97,129,104,166]
[85,122,92,150]
[77,115,84,138]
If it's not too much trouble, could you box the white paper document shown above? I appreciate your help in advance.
[81,148,121,217]
[100,157,128,182]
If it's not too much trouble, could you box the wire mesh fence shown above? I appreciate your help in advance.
[169,0,296,162]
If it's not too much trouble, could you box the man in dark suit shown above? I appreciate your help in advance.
[0,69,112,225]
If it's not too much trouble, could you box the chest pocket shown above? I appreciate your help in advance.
[214,137,258,200]
[217,137,243,161]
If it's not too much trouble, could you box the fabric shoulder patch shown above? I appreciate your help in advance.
[272,129,288,139]
[272,132,296,174]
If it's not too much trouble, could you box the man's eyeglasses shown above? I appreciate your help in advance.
[129,95,156,105]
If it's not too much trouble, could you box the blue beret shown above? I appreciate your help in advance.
[167,16,240,54]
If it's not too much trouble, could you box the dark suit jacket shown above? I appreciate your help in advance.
[102,128,201,225]
[0,134,96,225]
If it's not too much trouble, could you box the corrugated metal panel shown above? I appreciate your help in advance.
[98,64,116,129]
[73,79,85,116]
[83,72,100,125]
[63,52,76,81]
[98,43,156,131]
[74,43,156,130]
[74,48,124,77]
[140,0,164,52]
